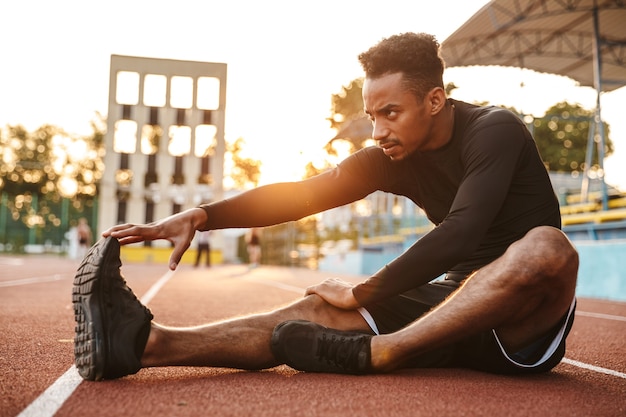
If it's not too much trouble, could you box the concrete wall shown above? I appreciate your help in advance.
[574,240,626,301]
[319,240,626,302]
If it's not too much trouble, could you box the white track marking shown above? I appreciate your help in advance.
[17,366,83,417]
[561,358,626,379]
[0,257,25,266]
[576,311,626,322]
[17,269,176,417]
[0,274,68,287]
[246,278,307,295]
[139,270,176,305]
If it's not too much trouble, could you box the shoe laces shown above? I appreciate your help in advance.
[106,271,152,318]
[316,332,368,371]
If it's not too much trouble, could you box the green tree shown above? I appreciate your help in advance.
[325,78,368,157]
[226,137,262,189]
[328,78,366,132]
[0,114,105,199]
[531,101,613,173]
[0,124,59,195]
[0,116,105,248]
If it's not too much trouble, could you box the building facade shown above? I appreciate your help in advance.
[100,55,227,249]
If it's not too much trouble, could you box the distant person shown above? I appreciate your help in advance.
[76,218,92,259]
[246,228,262,267]
[65,220,79,260]
[194,230,211,268]
[73,32,577,382]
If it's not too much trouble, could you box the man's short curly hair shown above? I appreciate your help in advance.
[358,32,445,99]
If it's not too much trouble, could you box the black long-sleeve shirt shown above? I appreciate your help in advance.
[200,99,560,306]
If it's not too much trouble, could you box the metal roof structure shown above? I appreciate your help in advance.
[441,0,626,92]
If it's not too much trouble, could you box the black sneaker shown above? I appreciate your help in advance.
[270,320,372,375]
[72,236,153,381]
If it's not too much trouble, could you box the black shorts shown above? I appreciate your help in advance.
[361,278,577,375]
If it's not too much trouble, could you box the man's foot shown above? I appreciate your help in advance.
[270,320,372,375]
[72,236,153,381]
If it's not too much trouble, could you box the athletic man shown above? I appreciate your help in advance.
[72,32,578,381]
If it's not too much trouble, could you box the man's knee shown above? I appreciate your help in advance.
[277,294,368,331]
[498,227,578,304]
[513,227,578,277]
[280,294,340,322]
[492,228,577,348]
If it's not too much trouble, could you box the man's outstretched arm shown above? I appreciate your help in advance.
[103,168,371,270]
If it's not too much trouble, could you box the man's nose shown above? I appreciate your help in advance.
[372,121,389,141]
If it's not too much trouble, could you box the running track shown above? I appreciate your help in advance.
[1,255,625,417]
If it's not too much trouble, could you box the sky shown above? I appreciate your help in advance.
[2,0,626,189]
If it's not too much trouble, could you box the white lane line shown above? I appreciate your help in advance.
[17,269,176,417]
[576,311,626,322]
[0,275,69,288]
[0,257,25,266]
[139,270,176,305]
[17,366,83,417]
[561,358,626,379]
[246,278,306,295]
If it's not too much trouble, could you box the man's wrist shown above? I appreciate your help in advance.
[193,206,210,230]
[350,287,362,309]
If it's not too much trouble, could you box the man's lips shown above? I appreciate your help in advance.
[379,140,401,157]
[382,145,398,156]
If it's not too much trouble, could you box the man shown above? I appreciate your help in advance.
[72,32,578,381]
[193,230,211,268]
[246,228,262,267]
[76,217,93,259]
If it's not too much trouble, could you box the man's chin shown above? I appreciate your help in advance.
[388,151,409,161]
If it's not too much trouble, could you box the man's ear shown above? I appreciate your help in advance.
[428,87,447,115]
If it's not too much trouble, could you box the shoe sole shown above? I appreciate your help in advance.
[72,236,119,381]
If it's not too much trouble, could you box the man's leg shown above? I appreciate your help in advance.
[73,236,370,380]
[194,247,201,267]
[271,226,578,374]
[142,295,371,370]
[370,226,578,372]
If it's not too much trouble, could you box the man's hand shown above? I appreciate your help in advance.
[102,208,207,270]
[305,278,360,310]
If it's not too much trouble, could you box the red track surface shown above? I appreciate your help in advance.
[1,256,625,416]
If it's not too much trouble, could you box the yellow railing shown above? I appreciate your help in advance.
[120,246,222,265]
[560,195,626,225]
[561,208,626,226]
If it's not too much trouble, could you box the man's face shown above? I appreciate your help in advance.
[363,72,435,161]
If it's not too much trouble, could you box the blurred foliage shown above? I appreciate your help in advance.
[226,137,262,189]
[327,78,366,132]
[0,114,105,247]
[0,113,105,199]
[1,124,56,195]
[530,101,613,173]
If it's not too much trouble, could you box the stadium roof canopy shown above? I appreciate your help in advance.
[441,0,626,92]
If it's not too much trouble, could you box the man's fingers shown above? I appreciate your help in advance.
[169,241,190,271]
[115,236,145,246]
[102,223,136,237]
